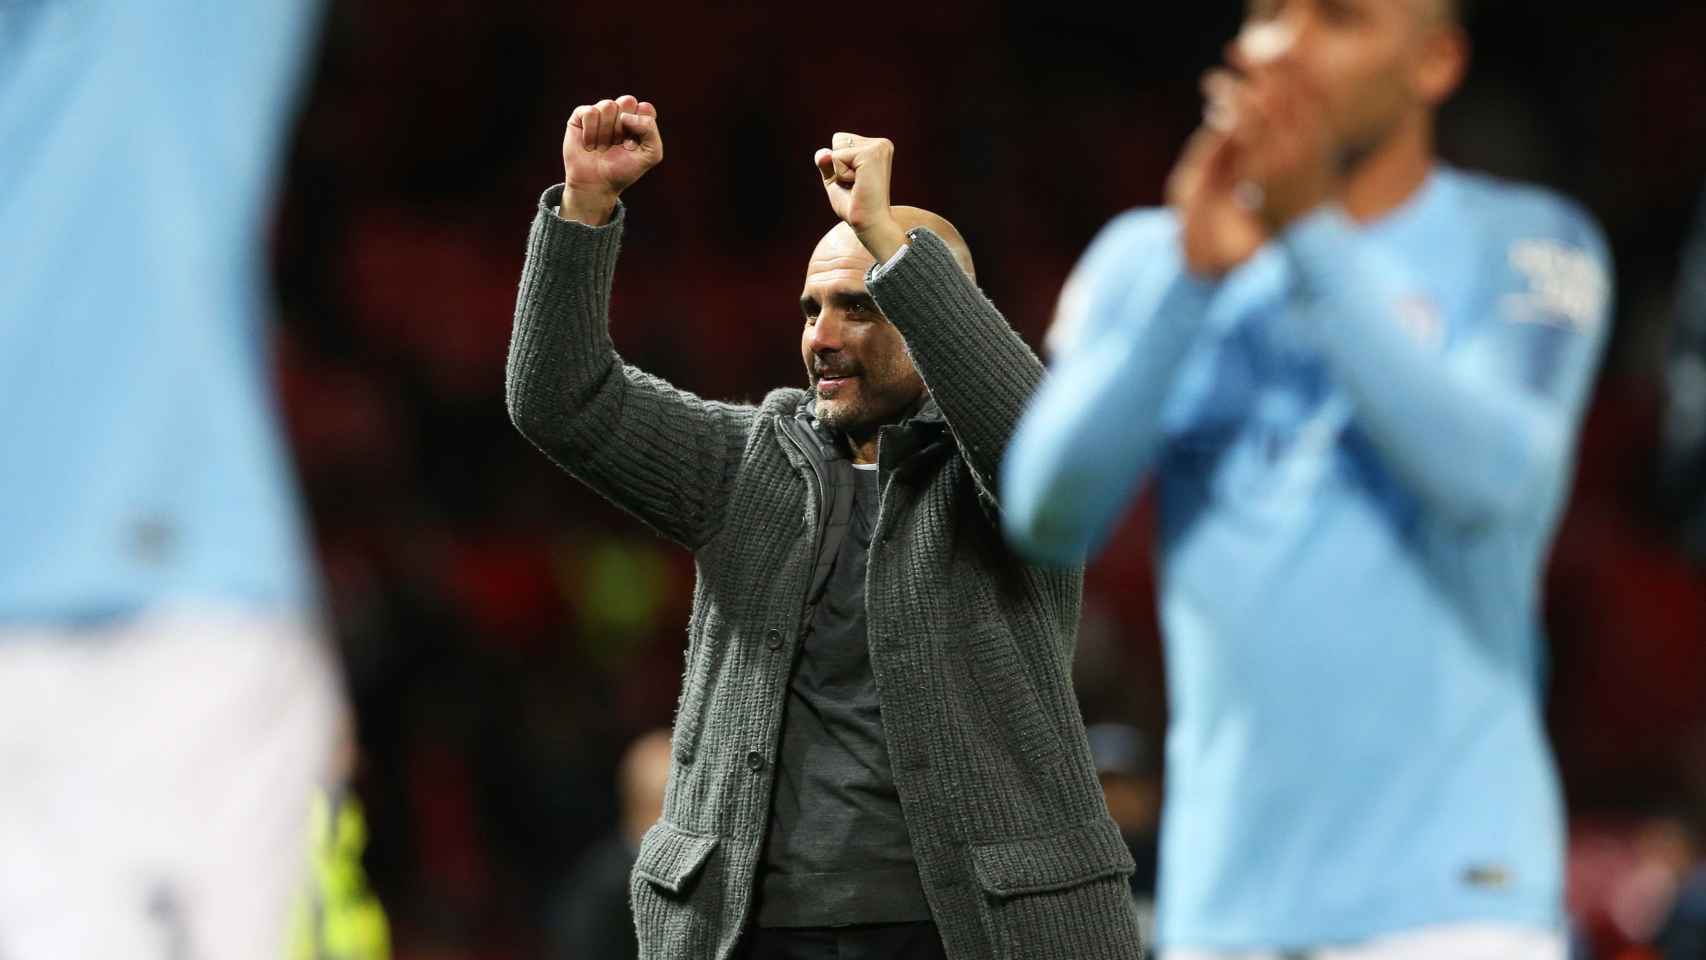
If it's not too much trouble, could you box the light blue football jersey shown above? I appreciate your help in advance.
[1003,168,1612,948]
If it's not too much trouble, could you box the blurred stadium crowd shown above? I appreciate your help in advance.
[265,2,1706,957]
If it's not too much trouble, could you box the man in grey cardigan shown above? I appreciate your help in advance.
[506,94,1143,960]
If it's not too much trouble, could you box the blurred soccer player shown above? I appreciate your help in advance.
[0,3,340,958]
[507,97,1143,959]
[1003,1,1611,958]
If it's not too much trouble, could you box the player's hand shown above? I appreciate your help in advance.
[1225,42,1339,232]
[814,133,907,263]
[1168,75,1267,279]
[560,95,662,226]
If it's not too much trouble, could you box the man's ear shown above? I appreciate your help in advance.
[1415,23,1468,106]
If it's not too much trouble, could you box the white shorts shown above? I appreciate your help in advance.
[1164,924,1566,960]
[0,605,343,960]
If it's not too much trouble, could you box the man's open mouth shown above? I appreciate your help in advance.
[816,374,858,395]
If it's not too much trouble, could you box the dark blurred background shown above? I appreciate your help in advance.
[268,2,1706,957]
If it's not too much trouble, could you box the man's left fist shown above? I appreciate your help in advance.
[815,133,906,262]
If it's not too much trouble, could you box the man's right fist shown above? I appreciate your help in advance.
[560,95,662,226]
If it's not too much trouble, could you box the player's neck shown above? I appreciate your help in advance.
[1340,113,1437,225]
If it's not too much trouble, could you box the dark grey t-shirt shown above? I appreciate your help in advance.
[755,464,931,928]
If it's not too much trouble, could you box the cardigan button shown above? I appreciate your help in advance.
[746,751,767,772]
[765,628,783,650]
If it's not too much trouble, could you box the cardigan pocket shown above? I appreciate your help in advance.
[633,821,720,894]
[630,822,723,960]
[970,819,1139,960]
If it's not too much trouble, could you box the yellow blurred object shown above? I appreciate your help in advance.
[287,787,392,960]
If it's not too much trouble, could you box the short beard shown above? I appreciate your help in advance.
[813,390,873,435]
[812,380,922,441]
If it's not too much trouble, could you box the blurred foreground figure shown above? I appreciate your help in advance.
[0,3,340,958]
[507,96,1142,959]
[549,730,672,960]
[1004,1,1610,958]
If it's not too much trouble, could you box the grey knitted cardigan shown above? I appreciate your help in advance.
[507,185,1144,960]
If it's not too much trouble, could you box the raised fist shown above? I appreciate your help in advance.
[560,95,662,225]
[814,132,906,262]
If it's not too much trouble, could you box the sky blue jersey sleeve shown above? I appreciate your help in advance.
[1281,201,1612,531]
[1001,211,1217,565]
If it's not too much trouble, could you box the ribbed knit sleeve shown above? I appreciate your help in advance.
[506,185,759,550]
[864,228,1045,505]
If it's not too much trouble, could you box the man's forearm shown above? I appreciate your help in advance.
[506,186,757,550]
[1003,265,1213,565]
[1283,209,1578,529]
[507,185,626,447]
[864,228,1045,499]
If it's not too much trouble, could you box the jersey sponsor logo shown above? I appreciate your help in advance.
[1502,238,1607,332]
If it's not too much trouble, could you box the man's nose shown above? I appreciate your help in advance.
[1228,6,1312,73]
[809,312,845,352]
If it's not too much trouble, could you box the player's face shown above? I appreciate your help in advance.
[1239,0,1442,164]
[799,231,926,437]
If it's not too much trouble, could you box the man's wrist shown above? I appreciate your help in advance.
[855,216,908,264]
[559,185,619,226]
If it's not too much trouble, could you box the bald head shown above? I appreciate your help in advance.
[810,206,976,283]
[893,206,977,281]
